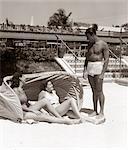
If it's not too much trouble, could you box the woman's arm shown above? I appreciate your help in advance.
[38,91,46,101]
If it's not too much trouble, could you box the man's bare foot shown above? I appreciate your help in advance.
[88,111,97,117]
[96,113,104,119]
[79,113,87,123]
[73,119,81,124]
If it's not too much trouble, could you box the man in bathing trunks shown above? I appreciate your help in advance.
[83,24,109,118]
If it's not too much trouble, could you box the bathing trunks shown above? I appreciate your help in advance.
[87,61,103,77]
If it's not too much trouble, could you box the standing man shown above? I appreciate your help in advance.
[83,24,109,118]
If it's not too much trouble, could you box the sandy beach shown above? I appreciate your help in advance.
[0,82,128,150]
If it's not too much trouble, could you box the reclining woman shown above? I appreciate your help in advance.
[10,72,81,125]
[38,81,82,119]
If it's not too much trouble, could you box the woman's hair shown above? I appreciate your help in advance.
[40,81,47,91]
[10,72,22,88]
[40,81,53,91]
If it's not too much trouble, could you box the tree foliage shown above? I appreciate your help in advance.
[47,8,72,29]
[122,23,128,27]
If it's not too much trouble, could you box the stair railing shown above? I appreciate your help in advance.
[119,38,128,47]
[109,48,128,78]
[55,34,79,73]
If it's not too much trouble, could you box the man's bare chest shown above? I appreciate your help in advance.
[89,43,103,55]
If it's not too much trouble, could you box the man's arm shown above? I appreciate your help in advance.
[100,43,109,79]
[83,58,88,78]
[22,104,41,115]
[84,58,88,69]
[83,50,89,77]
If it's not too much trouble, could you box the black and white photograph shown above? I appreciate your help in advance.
[0,0,128,150]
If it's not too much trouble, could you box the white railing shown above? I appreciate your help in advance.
[55,34,79,73]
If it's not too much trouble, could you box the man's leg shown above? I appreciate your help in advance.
[88,75,98,116]
[95,76,105,118]
[99,91,105,115]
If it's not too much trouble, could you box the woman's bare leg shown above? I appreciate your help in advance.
[24,112,80,125]
[56,98,81,118]
[29,99,61,118]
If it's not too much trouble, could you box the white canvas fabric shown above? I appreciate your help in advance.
[0,77,23,122]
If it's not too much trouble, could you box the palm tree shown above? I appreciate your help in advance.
[47,8,72,29]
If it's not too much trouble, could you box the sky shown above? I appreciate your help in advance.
[0,0,127,27]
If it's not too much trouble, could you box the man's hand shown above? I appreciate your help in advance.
[83,69,87,79]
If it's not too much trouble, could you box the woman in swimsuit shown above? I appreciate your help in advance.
[38,81,81,119]
[10,72,81,125]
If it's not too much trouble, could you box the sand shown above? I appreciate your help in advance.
[0,82,128,150]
